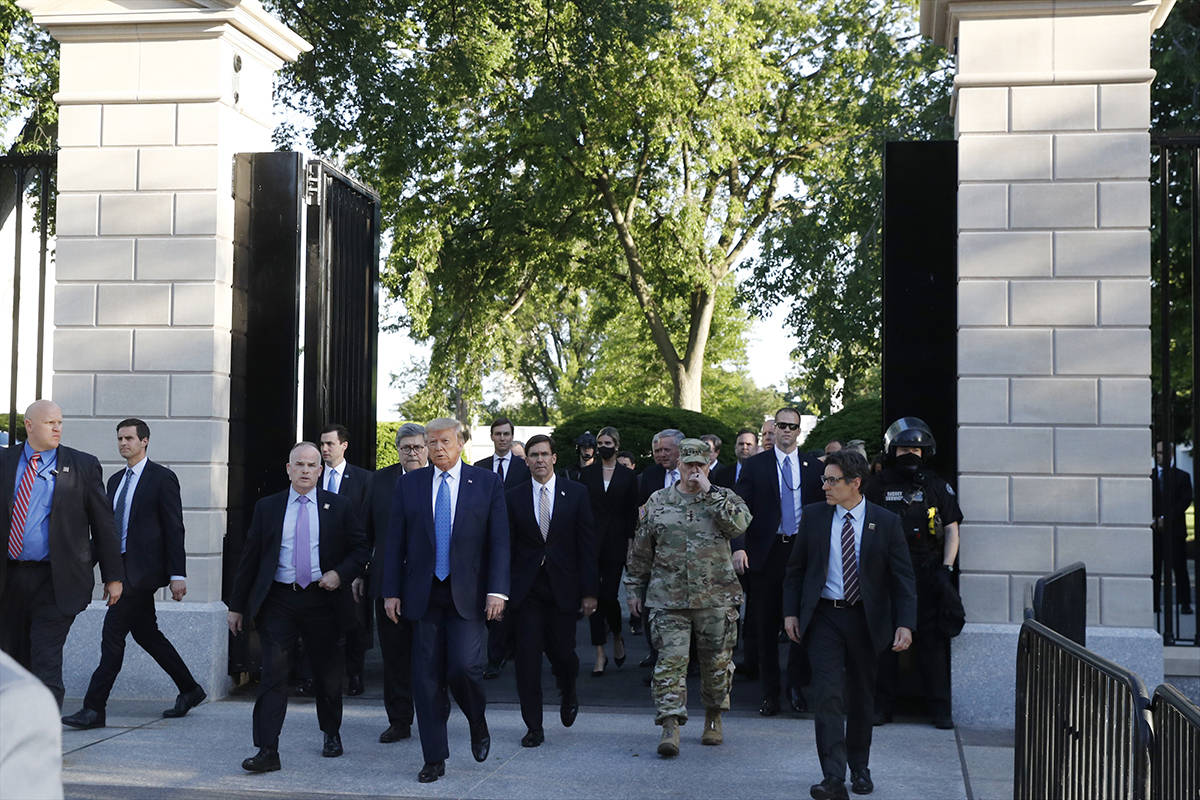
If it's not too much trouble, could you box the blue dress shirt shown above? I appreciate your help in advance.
[12,443,57,562]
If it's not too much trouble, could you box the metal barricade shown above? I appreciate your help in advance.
[1014,619,1152,800]
[1149,684,1200,800]
[1030,561,1087,646]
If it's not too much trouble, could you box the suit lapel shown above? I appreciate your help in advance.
[418,467,435,545]
[268,492,288,560]
[450,465,475,540]
[547,482,569,543]
[1,447,20,525]
[316,489,333,569]
[128,461,153,521]
[815,503,834,574]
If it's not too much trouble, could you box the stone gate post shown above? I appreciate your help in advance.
[17,0,310,700]
[922,0,1175,726]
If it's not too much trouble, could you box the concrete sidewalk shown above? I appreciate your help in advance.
[56,695,1007,800]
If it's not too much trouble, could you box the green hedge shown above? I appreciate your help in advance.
[552,406,738,471]
[800,395,883,456]
[376,421,406,469]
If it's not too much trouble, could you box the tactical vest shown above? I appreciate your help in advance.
[880,472,944,559]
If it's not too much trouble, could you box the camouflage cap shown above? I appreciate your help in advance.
[678,438,711,464]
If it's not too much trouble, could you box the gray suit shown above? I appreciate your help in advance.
[0,650,62,799]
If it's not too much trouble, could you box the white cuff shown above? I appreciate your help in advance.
[487,592,509,601]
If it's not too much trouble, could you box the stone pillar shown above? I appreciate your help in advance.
[922,0,1174,727]
[18,0,309,700]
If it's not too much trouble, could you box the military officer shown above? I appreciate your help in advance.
[625,438,752,757]
[867,417,962,730]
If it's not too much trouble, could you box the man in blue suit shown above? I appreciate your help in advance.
[383,417,510,784]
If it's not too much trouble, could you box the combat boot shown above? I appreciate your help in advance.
[701,709,723,745]
[657,716,680,757]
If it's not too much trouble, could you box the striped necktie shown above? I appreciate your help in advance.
[7,453,40,558]
[841,512,861,604]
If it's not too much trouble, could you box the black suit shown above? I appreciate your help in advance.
[506,477,597,734]
[638,463,678,507]
[228,488,368,751]
[579,462,638,647]
[783,500,916,783]
[710,462,736,489]
[475,453,530,489]
[322,461,373,680]
[0,444,123,706]
[367,463,414,727]
[733,448,824,705]
[477,454,530,666]
[81,460,198,712]
[1152,464,1193,610]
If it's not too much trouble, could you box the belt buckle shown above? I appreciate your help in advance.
[291,582,303,592]
[780,534,794,544]
[832,598,849,609]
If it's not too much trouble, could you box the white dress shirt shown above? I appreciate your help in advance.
[822,497,865,601]
[493,452,510,479]
[775,445,804,532]
[275,486,323,584]
[532,472,557,531]
[433,459,507,600]
[113,456,148,554]
[324,459,347,493]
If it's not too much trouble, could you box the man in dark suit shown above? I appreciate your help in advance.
[318,423,373,695]
[725,427,761,677]
[733,407,824,716]
[382,417,510,784]
[703,434,734,488]
[475,417,528,678]
[360,422,428,743]
[783,450,916,800]
[1153,441,1193,614]
[227,441,368,773]
[506,435,597,746]
[62,419,205,730]
[0,400,123,707]
[638,429,684,506]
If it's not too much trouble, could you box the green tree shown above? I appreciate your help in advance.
[0,2,57,152]
[270,0,955,413]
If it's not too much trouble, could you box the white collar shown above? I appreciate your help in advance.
[124,456,149,477]
[774,445,798,463]
[835,496,866,522]
[288,485,317,504]
[436,459,464,483]
[533,472,557,496]
[325,459,347,476]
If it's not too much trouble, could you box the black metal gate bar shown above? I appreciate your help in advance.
[1193,145,1200,643]
[2,152,55,447]
[1156,144,1176,644]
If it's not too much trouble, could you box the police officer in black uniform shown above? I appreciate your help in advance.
[867,417,962,730]
[567,432,597,482]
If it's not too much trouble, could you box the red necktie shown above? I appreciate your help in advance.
[8,453,41,559]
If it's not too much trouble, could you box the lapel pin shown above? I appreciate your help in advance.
[868,522,876,530]
[61,466,70,474]
[467,478,474,484]
[323,503,330,510]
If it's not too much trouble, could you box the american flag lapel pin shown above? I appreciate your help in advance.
[868,522,876,530]
[467,479,474,484]
[323,503,330,510]
[62,466,70,474]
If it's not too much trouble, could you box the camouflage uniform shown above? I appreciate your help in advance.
[625,481,752,724]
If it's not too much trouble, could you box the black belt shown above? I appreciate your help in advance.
[273,580,320,592]
[6,559,50,568]
[819,597,861,609]
[776,534,795,544]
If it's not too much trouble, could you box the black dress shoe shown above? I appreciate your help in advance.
[810,777,849,800]
[418,761,445,783]
[560,693,579,727]
[378,723,411,743]
[483,660,502,679]
[521,729,545,747]
[62,708,105,729]
[850,768,874,795]
[163,685,206,718]
[346,674,364,696]
[872,710,892,727]
[1183,605,1195,615]
[759,697,780,717]
[933,715,955,730]
[734,662,759,681]
[294,679,315,697]
[789,687,808,713]
[470,719,491,762]
[322,732,343,757]
[242,748,281,773]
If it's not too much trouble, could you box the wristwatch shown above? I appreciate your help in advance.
[943,564,955,574]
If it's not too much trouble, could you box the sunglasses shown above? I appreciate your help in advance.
[774,421,800,431]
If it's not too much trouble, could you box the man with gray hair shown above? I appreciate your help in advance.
[361,423,428,744]
[638,429,685,506]
[383,418,510,783]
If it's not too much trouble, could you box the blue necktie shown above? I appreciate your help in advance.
[435,472,451,580]
[327,469,339,494]
[115,468,134,554]
[779,458,797,537]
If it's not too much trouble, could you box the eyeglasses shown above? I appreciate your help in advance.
[820,475,846,485]
[774,421,800,431]
[398,445,427,453]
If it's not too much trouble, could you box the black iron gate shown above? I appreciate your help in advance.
[1151,134,1199,646]
[225,152,380,675]
[1,152,54,446]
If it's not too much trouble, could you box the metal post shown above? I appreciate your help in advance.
[8,166,25,449]
[1158,146,1176,644]
[35,164,50,400]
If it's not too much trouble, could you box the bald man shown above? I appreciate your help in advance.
[0,400,124,707]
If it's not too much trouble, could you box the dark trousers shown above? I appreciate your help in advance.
[589,557,625,646]
[344,597,371,678]
[0,561,76,707]
[375,597,414,726]
[749,537,809,700]
[253,583,343,750]
[412,577,486,764]
[1153,523,1192,609]
[83,583,198,712]
[737,570,758,671]
[486,610,516,665]
[514,569,579,733]
[806,601,877,782]
[875,566,950,719]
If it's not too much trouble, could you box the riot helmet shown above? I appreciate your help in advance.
[884,417,937,457]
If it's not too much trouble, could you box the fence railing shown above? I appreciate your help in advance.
[1149,684,1200,800]
[1026,561,1087,646]
[1014,619,1152,800]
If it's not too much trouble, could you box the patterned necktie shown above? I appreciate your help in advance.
[539,485,551,541]
[435,472,451,580]
[779,457,797,537]
[668,469,677,488]
[841,511,861,604]
[497,457,506,483]
[294,494,312,588]
[7,452,40,559]
[114,467,134,554]
[327,468,339,494]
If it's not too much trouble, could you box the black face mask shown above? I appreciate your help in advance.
[597,445,617,460]
[894,452,922,475]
